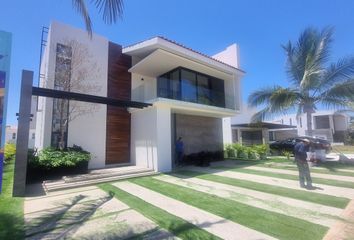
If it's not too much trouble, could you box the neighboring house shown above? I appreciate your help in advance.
[5,125,36,149]
[230,105,295,145]
[35,21,244,172]
[271,111,351,143]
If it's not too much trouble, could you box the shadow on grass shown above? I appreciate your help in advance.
[26,192,114,239]
[0,212,25,240]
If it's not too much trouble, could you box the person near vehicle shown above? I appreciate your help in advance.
[293,139,313,189]
[175,137,184,166]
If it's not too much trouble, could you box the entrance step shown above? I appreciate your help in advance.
[43,166,156,193]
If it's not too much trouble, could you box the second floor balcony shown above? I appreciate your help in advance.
[157,67,227,108]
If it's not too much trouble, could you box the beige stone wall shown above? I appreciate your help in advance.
[175,114,223,155]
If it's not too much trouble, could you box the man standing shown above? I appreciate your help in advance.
[294,139,313,189]
[175,137,184,166]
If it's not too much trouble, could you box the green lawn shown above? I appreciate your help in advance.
[227,157,354,175]
[99,183,220,240]
[130,177,328,240]
[216,166,354,189]
[177,170,349,209]
[0,160,24,240]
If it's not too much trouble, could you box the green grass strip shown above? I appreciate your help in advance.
[131,177,328,240]
[227,159,354,177]
[177,170,349,209]
[0,161,24,240]
[217,166,354,189]
[99,183,221,240]
[261,163,354,177]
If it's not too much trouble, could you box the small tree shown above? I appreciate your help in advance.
[49,40,102,149]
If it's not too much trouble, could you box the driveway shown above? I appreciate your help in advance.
[24,159,354,240]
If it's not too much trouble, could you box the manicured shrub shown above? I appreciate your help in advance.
[27,146,91,182]
[4,143,16,162]
[224,144,237,158]
[29,147,90,170]
[253,144,268,160]
[223,143,269,160]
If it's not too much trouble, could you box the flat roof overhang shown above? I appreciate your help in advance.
[232,122,297,129]
[123,37,245,76]
[127,49,237,81]
[138,98,238,118]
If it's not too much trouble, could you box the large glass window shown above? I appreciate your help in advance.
[157,67,225,108]
[197,75,211,105]
[51,43,72,149]
[181,69,197,103]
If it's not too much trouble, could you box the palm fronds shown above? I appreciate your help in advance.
[249,26,354,127]
[72,0,124,37]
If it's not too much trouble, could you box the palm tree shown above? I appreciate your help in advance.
[71,0,124,37]
[248,27,354,136]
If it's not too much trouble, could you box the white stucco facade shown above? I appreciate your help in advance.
[5,125,36,149]
[35,21,108,169]
[124,37,244,172]
[271,110,350,142]
[35,22,244,172]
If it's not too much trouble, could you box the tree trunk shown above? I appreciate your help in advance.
[59,99,66,150]
[306,111,313,137]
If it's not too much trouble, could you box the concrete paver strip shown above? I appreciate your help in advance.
[25,186,178,240]
[323,199,354,240]
[244,166,354,182]
[264,162,354,174]
[68,209,177,240]
[154,175,342,227]
[187,166,354,199]
[25,187,109,214]
[113,181,277,240]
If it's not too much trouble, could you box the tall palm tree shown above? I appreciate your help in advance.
[71,0,124,37]
[248,27,354,136]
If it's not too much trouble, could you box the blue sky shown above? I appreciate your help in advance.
[1,0,354,125]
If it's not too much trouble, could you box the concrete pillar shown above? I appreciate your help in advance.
[222,117,232,145]
[156,107,171,172]
[13,70,33,197]
[238,129,242,145]
[329,115,335,134]
[262,128,268,144]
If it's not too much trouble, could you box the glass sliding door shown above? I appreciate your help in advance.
[197,74,211,105]
[181,69,197,103]
[210,77,225,107]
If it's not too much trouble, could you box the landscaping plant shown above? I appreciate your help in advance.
[4,143,16,162]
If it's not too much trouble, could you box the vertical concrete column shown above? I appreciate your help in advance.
[238,129,242,145]
[13,70,33,197]
[222,117,232,145]
[262,128,268,144]
[329,115,335,134]
[156,107,171,172]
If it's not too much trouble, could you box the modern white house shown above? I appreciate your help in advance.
[35,21,244,172]
[6,96,37,148]
[271,110,351,143]
[5,125,36,149]
[230,105,296,145]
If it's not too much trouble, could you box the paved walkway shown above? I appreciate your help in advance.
[188,166,354,199]
[114,181,277,240]
[155,174,342,227]
[245,166,354,182]
[323,200,354,240]
[25,186,178,240]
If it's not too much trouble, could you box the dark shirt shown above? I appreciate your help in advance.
[294,142,309,161]
[176,140,184,153]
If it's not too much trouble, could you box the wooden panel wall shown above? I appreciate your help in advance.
[106,42,132,164]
